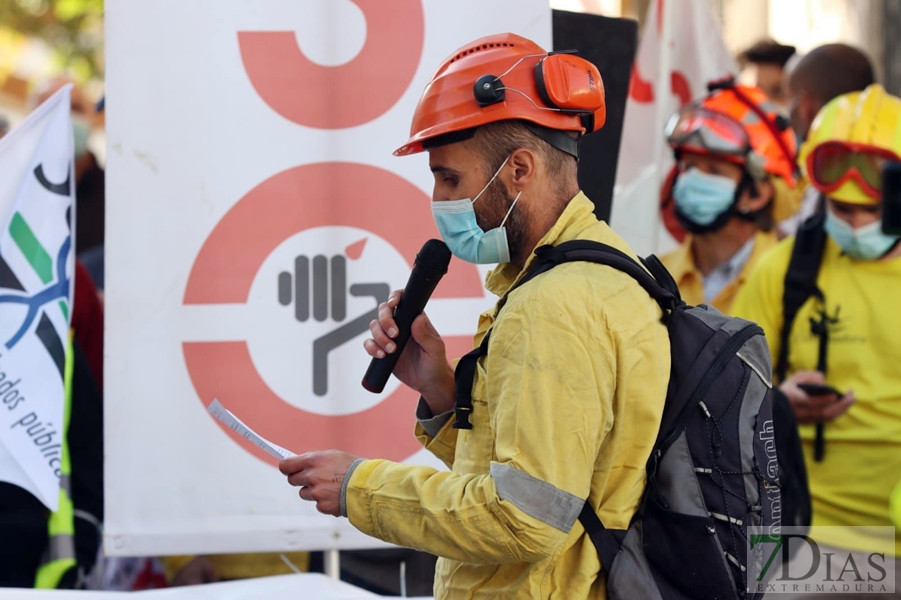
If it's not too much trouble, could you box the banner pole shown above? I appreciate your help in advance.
[650,0,674,255]
[324,549,341,580]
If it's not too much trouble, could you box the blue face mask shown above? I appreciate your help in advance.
[824,208,900,260]
[672,168,738,227]
[431,156,521,264]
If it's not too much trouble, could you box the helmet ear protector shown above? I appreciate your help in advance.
[472,51,605,133]
[470,51,605,160]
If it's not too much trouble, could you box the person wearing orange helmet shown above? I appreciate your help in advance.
[734,85,901,595]
[659,78,798,315]
[279,33,670,598]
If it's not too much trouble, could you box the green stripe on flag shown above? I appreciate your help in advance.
[9,212,53,284]
[58,300,68,321]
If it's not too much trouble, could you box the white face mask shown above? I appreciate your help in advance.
[824,207,900,260]
[430,155,521,264]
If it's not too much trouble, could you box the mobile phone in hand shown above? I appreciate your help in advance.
[797,383,843,398]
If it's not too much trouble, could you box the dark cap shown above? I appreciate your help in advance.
[740,39,796,68]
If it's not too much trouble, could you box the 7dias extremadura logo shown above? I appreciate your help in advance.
[748,527,895,595]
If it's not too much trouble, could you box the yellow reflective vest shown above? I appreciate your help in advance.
[35,331,77,588]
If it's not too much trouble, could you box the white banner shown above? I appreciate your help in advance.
[610,0,737,255]
[105,0,550,556]
[0,87,75,511]
[0,573,380,599]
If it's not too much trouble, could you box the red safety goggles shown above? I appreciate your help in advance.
[807,141,901,199]
[665,106,751,161]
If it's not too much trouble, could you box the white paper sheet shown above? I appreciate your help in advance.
[207,399,296,460]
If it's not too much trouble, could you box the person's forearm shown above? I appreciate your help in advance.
[419,366,456,416]
[345,460,571,564]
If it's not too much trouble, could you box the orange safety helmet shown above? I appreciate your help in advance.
[665,78,798,186]
[395,33,606,158]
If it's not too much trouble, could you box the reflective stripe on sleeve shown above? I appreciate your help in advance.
[490,462,584,533]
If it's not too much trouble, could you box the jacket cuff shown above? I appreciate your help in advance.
[344,459,391,538]
[339,458,366,518]
[416,396,454,438]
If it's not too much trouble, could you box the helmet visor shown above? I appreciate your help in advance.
[665,106,751,159]
[808,141,901,199]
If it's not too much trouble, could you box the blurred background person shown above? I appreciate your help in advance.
[738,38,797,109]
[734,84,901,597]
[77,95,105,294]
[660,79,797,314]
[778,43,876,235]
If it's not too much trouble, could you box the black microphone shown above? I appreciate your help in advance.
[362,239,452,394]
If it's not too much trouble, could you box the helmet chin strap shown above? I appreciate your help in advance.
[734,172,765,224]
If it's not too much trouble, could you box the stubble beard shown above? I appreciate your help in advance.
[476,180,527,261]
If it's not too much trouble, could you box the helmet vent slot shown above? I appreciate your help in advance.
[450,42,514,63]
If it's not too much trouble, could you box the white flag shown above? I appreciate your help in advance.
[0,86,75,511]
[610,0,737,255]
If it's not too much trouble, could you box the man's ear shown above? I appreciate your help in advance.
[738,178,774,213]
[507,147,537,190]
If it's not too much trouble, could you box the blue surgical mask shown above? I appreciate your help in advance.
[824,208,900,260]
[431,156,521,264]
[672,168,738,226]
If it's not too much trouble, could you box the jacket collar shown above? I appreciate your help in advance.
[669,229,778,292]
[484,191,597,298]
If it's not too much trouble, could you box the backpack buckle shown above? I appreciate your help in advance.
[453,405,473,430]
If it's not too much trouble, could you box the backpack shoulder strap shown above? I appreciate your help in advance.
[525,240,680,311]
[452,330,491,430]
[777,208,828,381]
[579,501,626,574]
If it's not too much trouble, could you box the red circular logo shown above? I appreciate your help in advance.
[183,162,483,464]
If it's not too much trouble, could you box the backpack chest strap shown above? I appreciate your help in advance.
[453,330,491,430]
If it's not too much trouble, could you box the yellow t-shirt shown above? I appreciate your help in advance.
[733,235,901,554]
[661,230,777,315]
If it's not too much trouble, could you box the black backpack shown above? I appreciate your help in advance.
[454,240,782,600]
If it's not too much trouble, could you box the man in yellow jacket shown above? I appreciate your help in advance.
[660,80,798,315]
[734,84,901,596]
[279,33,670,599]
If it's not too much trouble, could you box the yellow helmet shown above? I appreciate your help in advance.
[800,84,901,205]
